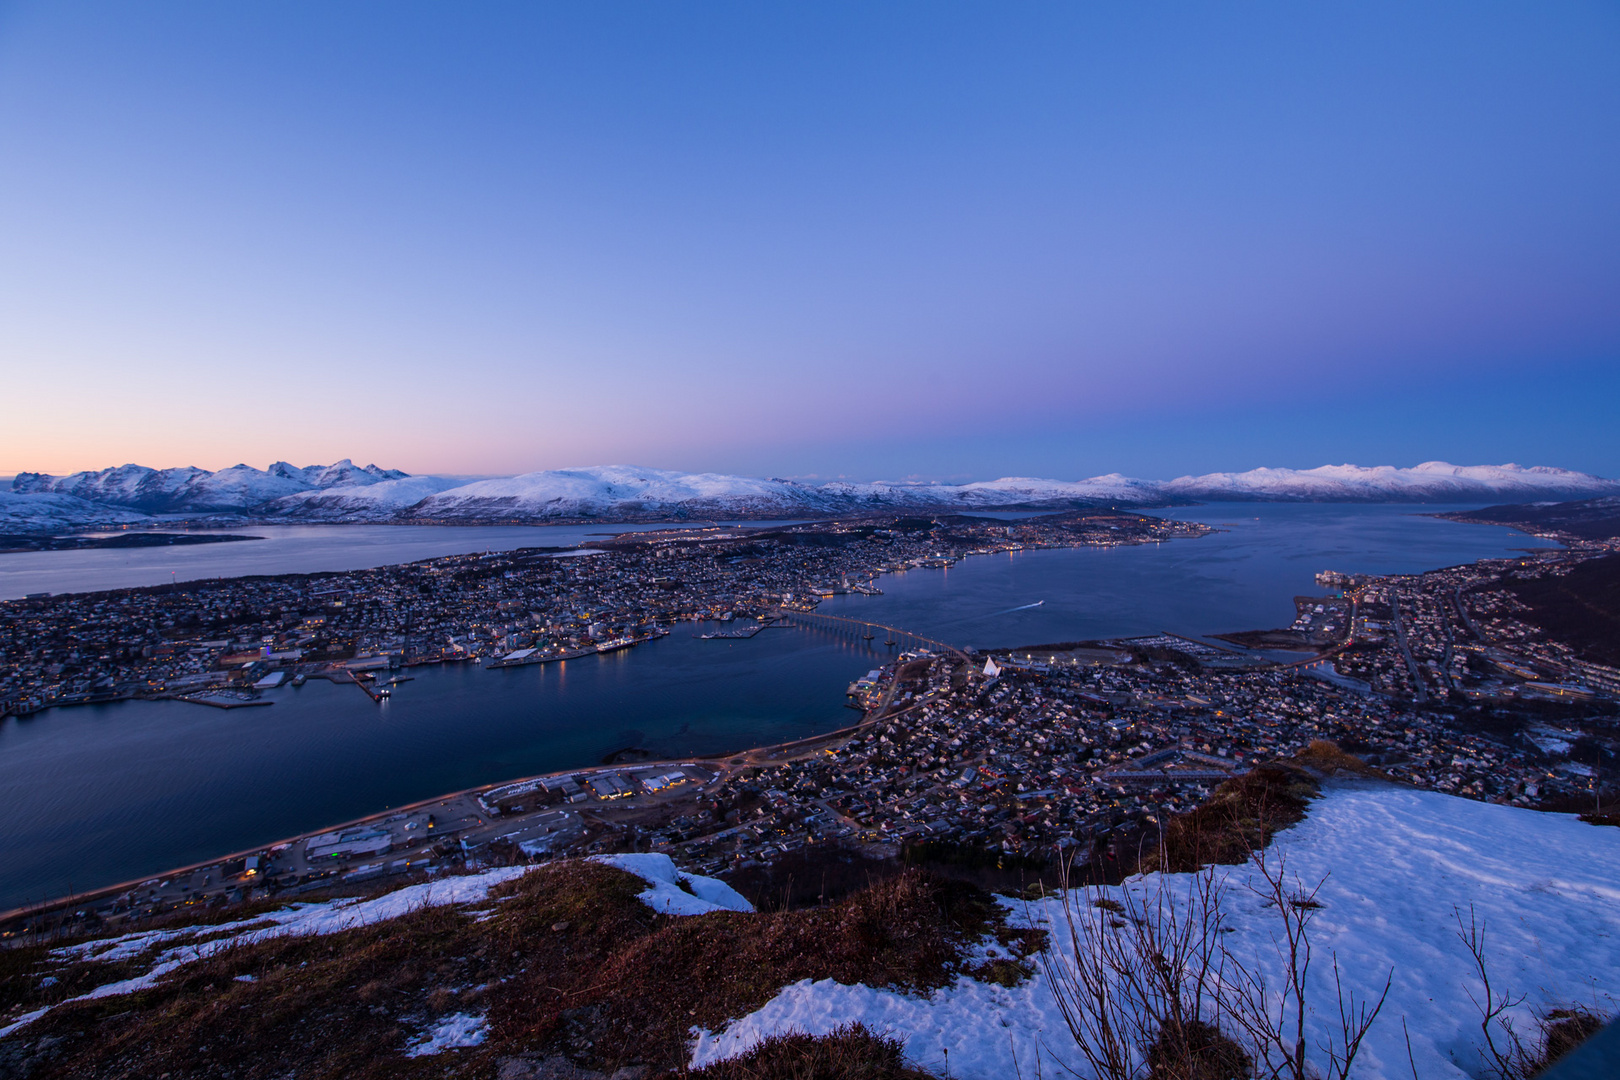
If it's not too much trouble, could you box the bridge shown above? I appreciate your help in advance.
[771,609,965,661]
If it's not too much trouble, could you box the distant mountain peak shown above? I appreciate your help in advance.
[4,459,1617,532]
[7,460,413,515]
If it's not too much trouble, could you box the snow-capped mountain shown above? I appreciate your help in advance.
[6,459,1618,531]
[12,460,408,515]
[1163,461,1620,502]
[395,462,1620,520]
[395,466,1164,522]
[403,466,819,521]
[0,491,147,534]
[265,475,469,520]
[267,460,407,489]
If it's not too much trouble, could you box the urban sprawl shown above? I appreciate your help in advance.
[2,509,1616,928]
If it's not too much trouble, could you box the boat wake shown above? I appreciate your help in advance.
[996,600,1045,614]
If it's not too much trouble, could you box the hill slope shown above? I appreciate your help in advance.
[2,788,1614,1079]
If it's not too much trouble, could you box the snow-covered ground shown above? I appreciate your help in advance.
[591,853,755,916]
[690,785,1620,1080]
[0,490,146,532]
[406,1012,490,1056]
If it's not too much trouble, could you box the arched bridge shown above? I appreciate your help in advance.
[772,609,965,661]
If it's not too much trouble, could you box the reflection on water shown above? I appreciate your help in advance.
[818,503,1555,648]
[0,626,876,910]
[0,520,812,600]
[0,503,1554,909]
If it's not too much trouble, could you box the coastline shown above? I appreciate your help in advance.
[0,686,895,930]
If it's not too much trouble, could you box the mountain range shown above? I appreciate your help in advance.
[4,460,1619,532]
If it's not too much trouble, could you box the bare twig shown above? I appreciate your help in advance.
[1454,904,1535,1079]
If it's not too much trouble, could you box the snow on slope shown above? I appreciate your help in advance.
[264,474,467,519]
[1164,462,1620,502]
[406,465,819,520]
[12,464,216,512]
[0,866,535,1039]
[11,459,413,515]
[4,856,750,1040]
[9,460,1618,528]
[407,465,1172,521]
[0,491,146,533]
[268,460,406,487]
[402,462,1620,521]
[591,853,755,916]
[813,473,1164,511]
[690,785,1620,1080]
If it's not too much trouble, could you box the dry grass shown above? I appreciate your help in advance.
[0,861,1032,1079]
[1146,1018,1252,1080]
[1576,806,1620,827]
[489,867,1040,1073]
[1143,763,1321,874]
[1291,739,1381,778]
[1538,1009,1606,1069]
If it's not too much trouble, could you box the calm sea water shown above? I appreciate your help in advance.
[0,521,812,601]
[0,504,1554,909]
[818,502,1557,647]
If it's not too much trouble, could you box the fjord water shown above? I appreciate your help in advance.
[0,521,813,601]
[818,502,1558,646]
[0,505,1554,909]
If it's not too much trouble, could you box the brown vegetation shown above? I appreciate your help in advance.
[0,862,1039,1080]
[1506,553,1620,666]
[490,866,1040,1073]
[1144,762,1321,874]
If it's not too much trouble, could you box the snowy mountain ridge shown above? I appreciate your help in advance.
[1160,461,1620,501]
[6,460,1618,531]
[11,460,407,515]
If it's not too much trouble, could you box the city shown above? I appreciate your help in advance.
[6,508,1615,936]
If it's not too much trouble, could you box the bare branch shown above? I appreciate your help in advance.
[1453,904,1535,1079]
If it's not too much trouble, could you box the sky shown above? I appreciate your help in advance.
[1,2,1617,483]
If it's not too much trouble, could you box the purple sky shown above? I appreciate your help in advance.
[1,3,1617,481]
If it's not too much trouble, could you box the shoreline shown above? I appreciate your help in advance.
[0,689,895,928]
[6,507,1555,927]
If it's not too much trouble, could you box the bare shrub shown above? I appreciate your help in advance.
[1040,847,1389,1080]
[1454,905,1611,1078]
[1039,855,1237,1080]
[1219,848,1389,1080]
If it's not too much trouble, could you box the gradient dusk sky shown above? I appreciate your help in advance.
[1,3,1617,482]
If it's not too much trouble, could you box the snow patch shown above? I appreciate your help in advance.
[690,786,1620,1080]
[12,866,537,1038]
[406,1012,489,1056]
[590,853,755,916]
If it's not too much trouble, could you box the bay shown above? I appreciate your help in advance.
[817,502,1557,648]
[0,503,1555,910]
[0,521,811,601]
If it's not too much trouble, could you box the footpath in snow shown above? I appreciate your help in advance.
[690,784,1620,1080]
